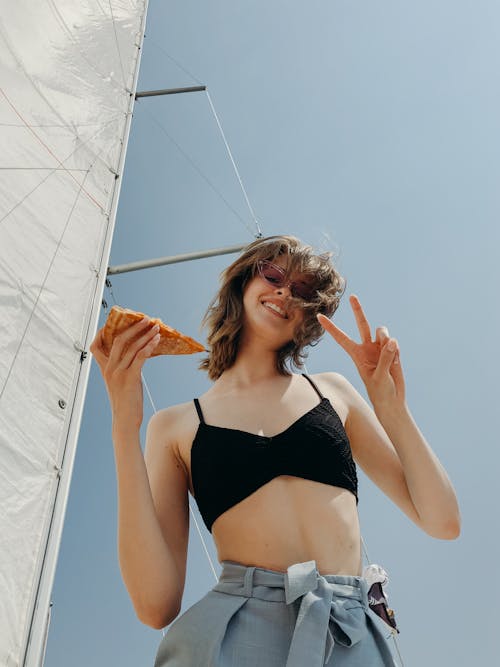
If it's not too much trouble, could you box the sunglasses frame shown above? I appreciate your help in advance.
[256,260,317,302]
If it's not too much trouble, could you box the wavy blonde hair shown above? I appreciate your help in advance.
[199,236,346,380]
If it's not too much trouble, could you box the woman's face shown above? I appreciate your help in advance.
[241,255,309,346]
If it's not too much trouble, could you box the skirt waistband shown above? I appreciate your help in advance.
[214,559,369,608]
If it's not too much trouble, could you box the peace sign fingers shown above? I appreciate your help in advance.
[349,294,373,343]
[316,313,357,357]
[317,293,374,356]
[317,293,406,406]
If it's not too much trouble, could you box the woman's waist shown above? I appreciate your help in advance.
[215,552,362,578]
[214,525,362,577]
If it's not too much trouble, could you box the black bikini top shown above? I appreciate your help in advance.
[190,374,358,533]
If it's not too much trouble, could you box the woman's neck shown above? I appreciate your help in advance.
[216,340,287,390]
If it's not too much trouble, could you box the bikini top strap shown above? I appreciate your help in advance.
[193,398,206,424]
[301,373,325,400]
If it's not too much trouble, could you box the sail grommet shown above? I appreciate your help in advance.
[58,400,66,409]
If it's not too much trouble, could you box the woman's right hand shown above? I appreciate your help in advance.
[89,317,161,433]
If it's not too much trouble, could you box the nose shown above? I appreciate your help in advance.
[275,283,292,297]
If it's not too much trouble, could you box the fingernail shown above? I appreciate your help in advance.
[387,339,396,351]
[153,333,160,342]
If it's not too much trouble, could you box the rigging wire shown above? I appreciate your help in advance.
[361,534,371,564]
[146,39,204,87]
[138,103,257,237]
[205,90,262,238]
[132,39,261,238]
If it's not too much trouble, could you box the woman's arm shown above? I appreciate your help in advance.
[371,398,460,538]
[90,319,189,629]
[323,372,460,539]
[317,295,461,539]
[114,411,189,629]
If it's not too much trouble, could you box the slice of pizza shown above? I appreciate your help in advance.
[102,305,205,356]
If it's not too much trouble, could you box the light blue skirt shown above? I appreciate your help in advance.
[154,560,398,666]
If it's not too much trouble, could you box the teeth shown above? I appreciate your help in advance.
[263,301,286,317]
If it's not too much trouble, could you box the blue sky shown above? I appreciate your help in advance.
[45,1,499,665]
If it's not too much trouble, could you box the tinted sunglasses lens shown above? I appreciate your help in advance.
[291,283,316,301]
[259,262,285,286]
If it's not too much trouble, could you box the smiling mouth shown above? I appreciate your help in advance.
[262,301,288,319]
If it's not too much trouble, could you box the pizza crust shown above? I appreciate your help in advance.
[102,306,205,356]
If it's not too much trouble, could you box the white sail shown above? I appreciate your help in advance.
[0,2,148,665]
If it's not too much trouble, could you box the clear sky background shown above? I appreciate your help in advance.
[45,1,498,665]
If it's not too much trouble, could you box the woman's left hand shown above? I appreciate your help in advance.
[317,294,406,408]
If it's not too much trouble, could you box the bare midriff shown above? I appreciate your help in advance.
[192,476,362,576]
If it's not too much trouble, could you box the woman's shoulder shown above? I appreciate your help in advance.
[148,400,197,429]
[299,371,354,427]
[307,371,361,406]
[307,370,351,391]
[146,400,200,469]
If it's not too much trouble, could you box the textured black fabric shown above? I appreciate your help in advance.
[191,376,358,532]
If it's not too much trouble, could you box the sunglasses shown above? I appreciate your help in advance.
[256,260,317,302]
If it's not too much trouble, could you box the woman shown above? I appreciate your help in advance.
[90,235,460,666]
